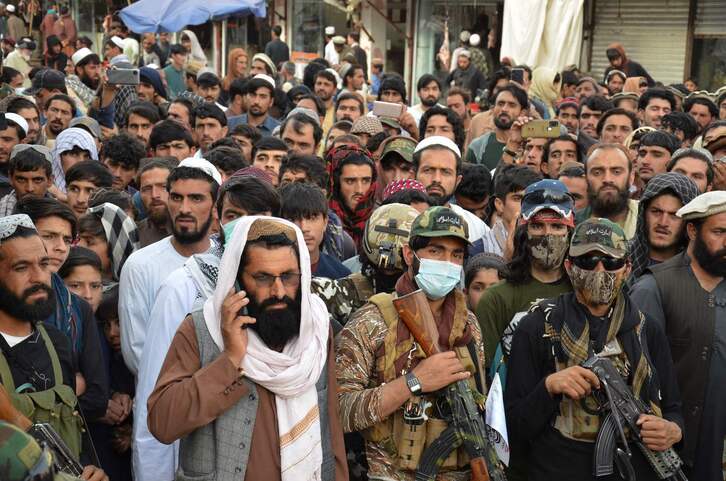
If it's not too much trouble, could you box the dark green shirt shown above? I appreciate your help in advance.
[465,131,505,170]
[475,275,572,367]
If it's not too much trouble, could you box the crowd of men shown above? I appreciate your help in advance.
[0,10,724,481]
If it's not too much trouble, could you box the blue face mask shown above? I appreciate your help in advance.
[414,255,463,300]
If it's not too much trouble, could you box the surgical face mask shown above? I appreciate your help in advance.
[222,217,242,248]
[414,255,463,300]
[528,233,569,270]
[569,264,622,305]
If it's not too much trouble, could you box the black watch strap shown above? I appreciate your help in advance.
[405,371,422,395]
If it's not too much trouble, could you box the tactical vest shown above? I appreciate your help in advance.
[176,310,336,481]
[0,323,83,459]
[540,307,662,443]
[363,292,486,472]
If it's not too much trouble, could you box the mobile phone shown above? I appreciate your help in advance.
[234,281,249,320]
[511,68,525,85]
[372,101,403,119]
[107,67,140,85]
[522,120,561,139]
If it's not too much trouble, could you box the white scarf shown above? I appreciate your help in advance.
[203,216,329,481]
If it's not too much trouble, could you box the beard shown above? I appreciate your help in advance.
[0,279,56,322]
[148,204,170,226]
[589,182,630,218]
[425,183,453,206]
[81,73,100,90]
[171,210,213,244]
[692,233,726,277]
[421,96,438,107]
[493,113,513,130]
[246,292,301,349]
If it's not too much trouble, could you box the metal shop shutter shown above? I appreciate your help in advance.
[590,0,689,85]
[694,0,726,36]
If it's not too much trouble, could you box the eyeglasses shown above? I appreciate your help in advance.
[246,271,302,288]
[571,254,626,271]
[24,444,57,481]
[11,144,52,163]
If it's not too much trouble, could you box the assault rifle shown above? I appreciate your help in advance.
[581,355,687,481]
[393,290,507,481]
[0,384,84,476]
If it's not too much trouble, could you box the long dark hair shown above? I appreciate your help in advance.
[504,224,532,285]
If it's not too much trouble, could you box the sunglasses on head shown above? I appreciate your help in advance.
[523,189,573,207]
[571,254,626,271]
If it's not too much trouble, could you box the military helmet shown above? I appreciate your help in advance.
[362,203,419,271]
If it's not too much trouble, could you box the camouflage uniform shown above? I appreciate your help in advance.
[336,302,486,481]
[0,421,81,481]
[336,206,488,481]
[317,203,420,327]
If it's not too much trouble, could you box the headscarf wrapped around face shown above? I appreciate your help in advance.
[529,66,560,116]
[181,29,207,66]
[202,216,329,481]
[223,48,248,90]
[51,127,99,192]
[87,202,140,282]
[325,144,378,246]
[628,172,699,281]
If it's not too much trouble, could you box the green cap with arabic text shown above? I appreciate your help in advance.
[409,206,470,245]
[569,218,628,258]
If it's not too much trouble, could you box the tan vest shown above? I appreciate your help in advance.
[363,292,485,471]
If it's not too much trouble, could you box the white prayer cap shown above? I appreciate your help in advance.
[0,214,35,242]
[5,4,15,13]
[71,47,94,65]
[470,34,481,47]
[325,26,335,36]
[178,158,223,185]
[252,73,276,91]
[110,36,125,49]
[413,135,461,159]
[4,112,28,137]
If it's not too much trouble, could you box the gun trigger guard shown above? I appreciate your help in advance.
[580,394,603,416]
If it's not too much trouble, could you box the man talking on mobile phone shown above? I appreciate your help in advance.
[147,216,348,481]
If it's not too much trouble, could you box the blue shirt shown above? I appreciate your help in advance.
[227,113,280,137]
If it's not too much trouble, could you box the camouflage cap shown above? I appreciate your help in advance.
[247,218,297,243]
[363,203,420,270]
[410,206,469,244]
[0,421,45,481]
[569,218,628,259]
[380,136,416,164]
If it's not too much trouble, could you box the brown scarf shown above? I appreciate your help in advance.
[387,273,473,375]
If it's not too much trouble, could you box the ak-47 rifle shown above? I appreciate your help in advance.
[581,355,688,481]
[0,384,84,476]
[393,289,507,481]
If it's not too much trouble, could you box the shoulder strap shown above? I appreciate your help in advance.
[37,323,63,388]
[0,346,16,391]
[368,292,399,328]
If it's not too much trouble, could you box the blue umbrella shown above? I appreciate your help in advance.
[119,0,267,33]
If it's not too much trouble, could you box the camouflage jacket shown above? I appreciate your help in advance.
[335,300,486,481]
[315,273,374,327]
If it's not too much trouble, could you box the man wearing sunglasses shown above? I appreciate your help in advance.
[148,217,348,481]
[505,218,683,481]
[630,191,726,481]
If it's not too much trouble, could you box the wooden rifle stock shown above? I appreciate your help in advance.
[392,290,442,357]
[0,384,32,431]
[393,289,493,481]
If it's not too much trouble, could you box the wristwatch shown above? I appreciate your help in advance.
[405,371,423,395]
